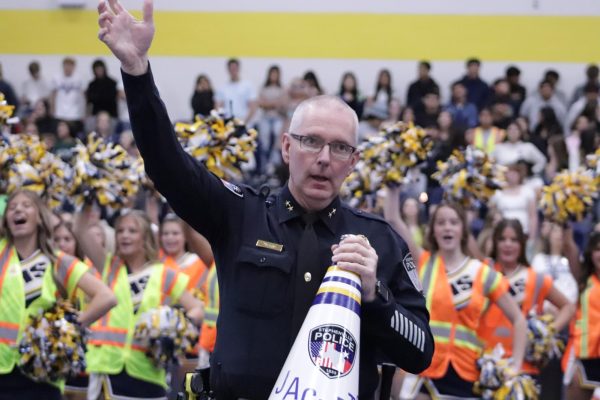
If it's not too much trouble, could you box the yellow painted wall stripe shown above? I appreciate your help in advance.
[1,10,599,62]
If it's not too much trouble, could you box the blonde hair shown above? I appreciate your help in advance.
[1,190,56,262]
[114,209,158,263]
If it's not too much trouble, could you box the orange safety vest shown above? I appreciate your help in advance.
[160,250,208,291]
[473,127,505,154]
[573,274,600,360]
[479,266,552,374]
[419,251,506,382]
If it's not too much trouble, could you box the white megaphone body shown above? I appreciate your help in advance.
[269,264,362,400]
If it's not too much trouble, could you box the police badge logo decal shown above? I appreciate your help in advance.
[308,324,356,379]
[403,253,423,293]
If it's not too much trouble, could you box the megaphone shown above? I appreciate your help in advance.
[269,261,362,400]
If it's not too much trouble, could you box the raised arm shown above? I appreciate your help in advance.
[184,222,214,267]
[383,186,422,261]
[74,205,108,275]
[97,0,240,245]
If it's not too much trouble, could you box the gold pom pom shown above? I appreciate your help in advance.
[342,121,432,208]
[540,169,597,224]
[432,146,506,209]
[175,111,257,182]
[134,305,199,369]
[18,301,87,382]
[69,132,140,213]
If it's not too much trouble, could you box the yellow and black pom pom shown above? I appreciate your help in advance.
[18,301,87,382]
[432,146,506,209]
[342,122,432,208]
[474,345,539,400]
[133,306,199,369]
[525,311,564,369]
[1,134,70,210]
[175,111,257,182]
[540,169,597,224]
[69,132,140,213]
[0,92,18,125]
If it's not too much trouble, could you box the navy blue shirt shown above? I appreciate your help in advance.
[123,65,433,400]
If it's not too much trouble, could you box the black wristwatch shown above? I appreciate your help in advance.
[375,280,390,302]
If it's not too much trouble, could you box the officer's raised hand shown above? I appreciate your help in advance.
[331,234,378,302]
[97,0,154,75]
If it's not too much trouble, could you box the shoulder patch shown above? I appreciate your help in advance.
[403,253,423,293]
[221,179,244,198]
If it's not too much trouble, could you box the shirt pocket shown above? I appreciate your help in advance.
[233,245,292,317]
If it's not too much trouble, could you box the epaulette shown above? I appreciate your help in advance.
[344,204,388,224]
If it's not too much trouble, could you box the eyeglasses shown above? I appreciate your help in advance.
[289,133,357,161]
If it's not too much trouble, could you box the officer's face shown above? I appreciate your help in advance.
[282,103,359,211]
[116,215,145,260]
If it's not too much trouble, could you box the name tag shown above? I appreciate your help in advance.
[256,240,284,252]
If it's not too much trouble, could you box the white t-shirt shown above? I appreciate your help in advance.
[491,186,535,233]
[21,77,51,105]
[216,80,257,121]
[52,74,85,121]
[492,141,547,175]
[531,253,578,305]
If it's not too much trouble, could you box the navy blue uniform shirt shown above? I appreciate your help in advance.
[123,65,433,400]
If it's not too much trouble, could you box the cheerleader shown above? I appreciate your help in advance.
[159,213,210,292]
[78,208,204,400]
[0,190,116,400]
[478,219,574,382]
[384,186,526,399]
[566,231,600,400]
[158,213,212,392]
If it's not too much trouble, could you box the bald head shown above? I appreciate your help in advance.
[289,95,359,144]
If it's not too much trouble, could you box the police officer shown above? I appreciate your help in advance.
[97,1,434,398]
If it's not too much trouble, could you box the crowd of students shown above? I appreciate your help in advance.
[0,55,599,400]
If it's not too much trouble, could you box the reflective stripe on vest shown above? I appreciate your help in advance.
[430,321,452,344]
[89,328,128,346]
[455,325,481,352]
[0,245,19,345]
[578,277,593,358]
[90,255,128,346]
[161,268,178,305]
[203,265,219,327]
[420,253,441,311]
[0,322,19,345]
[483,266,500,295]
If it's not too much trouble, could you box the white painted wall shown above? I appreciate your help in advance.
[0,54,592,122]
[1,0,598,120]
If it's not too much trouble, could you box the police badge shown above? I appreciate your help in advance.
[308,324,357,379]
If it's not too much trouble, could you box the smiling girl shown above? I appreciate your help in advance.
[0,190,116,400]
[77,208,204,400]
[385,187,526,399]
[478,219,574,382]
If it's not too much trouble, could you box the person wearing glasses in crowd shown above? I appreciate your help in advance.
[97,1,434,398]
